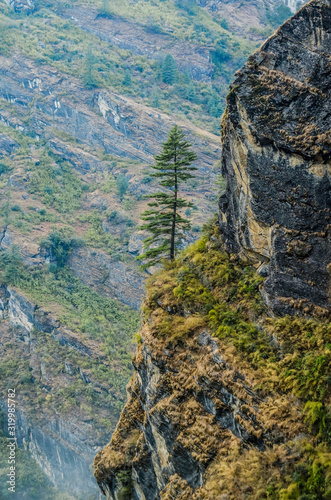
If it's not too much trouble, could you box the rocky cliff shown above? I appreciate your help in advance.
[94,234,331,499]
[94,1,331,498]
[220,0,331,316]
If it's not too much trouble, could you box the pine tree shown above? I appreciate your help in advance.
[138,125,197,269]
[123,69,132,87]
[162,54,177,85]
[183,70,191,85]
[187,82,196,102]
[116,174,129,201]
[83,45,98,89]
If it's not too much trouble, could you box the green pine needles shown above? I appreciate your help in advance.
[137,125,197,269]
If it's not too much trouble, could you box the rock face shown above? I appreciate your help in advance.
[197,0,305,39]
[93,237,322,499]
[67,247,145,310]
[0,401,101,497]
[0,55,220,167]
[0,133,18,157]
[219,0,331,316]
[4,0,35,13]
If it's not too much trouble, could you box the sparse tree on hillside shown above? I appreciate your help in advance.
[137,125,197,269]
[83,45,98,88]
[123,69,132,87]
[162,54,177,85]
[116,174,129,201]
[187,82,196,102]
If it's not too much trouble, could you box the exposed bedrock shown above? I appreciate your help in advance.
[219,0,331,316]
[0,55,220,169]
[67,247,145,310]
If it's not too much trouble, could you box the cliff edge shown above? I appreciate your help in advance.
[94,236,331,499]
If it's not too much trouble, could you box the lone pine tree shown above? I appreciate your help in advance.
[162,54,177,85]
[138,125,197,269]
[83,45,98,88]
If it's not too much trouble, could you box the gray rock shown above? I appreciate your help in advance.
[64,360,76,375]
[128,232,145,255]
[67,247,145,310]
[4,0,35,12]
[0,57,220,169]
[48,138,105,174]
[79,368,91,384]
[0,226,12,251]
[0,133,19,157]
[0,401,101,497]
[219,0,331,316]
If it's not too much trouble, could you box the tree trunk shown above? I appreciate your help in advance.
[170,153,177,260]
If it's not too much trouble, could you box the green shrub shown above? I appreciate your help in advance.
[40,229,84,267]
[116,174,129,201]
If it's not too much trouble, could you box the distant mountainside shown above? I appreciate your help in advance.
[197,0,305,35]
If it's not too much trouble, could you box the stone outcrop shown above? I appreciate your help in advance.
[67,247,145,310]
[219,0,331,316]
[4,0,35,13]
[0,133,18,157]
[0,400,101,497]
[93,235,323,499]
[94,325,299,500]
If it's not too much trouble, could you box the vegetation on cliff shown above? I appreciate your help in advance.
[0,249,139,420]
[95,225,331,498]
[0,0,257,134]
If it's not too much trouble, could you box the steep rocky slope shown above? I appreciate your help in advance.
[0,277,139,498]
[94,235,331,499]
[197,0,305,38]
[94,1,331,498]
[0,1,221,496]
